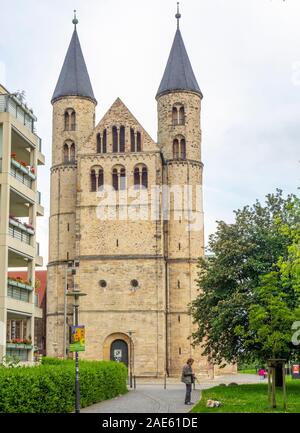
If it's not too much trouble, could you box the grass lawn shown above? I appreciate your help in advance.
[238,369,257,374]
[191,379,300,413]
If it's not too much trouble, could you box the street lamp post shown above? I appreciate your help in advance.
[66,259,86,414]
[67,288,86,413]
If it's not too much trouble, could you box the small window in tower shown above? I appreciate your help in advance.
[112,126,118,152]
[67,252,69,260]
[179,347,181,355]
[67,223,70,232]
[70,143,75,162]
[99,280,107,288]
[179,106,185,125]
[178,243,181,250]
[172,106,178,126]
[173,139,179,159]
[131,279,139,288]
[178,315,181,323]
[91,169,97,192]
[180,139,186,160]
[120,126,125,152]
[177,280,180,289]
[116,239,119,247]
[63,143,69,163]
[70,110,76,131]
[64,111,70,131]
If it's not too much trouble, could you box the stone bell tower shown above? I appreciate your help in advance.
[157,6,206,375]
[47,14,97,357]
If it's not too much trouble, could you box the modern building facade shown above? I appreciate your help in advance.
[47,12,236,377]
[0,84,45,362]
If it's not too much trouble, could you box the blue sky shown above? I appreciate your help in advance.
[0,0,299,264]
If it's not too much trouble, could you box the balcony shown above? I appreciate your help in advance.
[0,93,36,136]
[10,157,36,189]
[9,216,35,241]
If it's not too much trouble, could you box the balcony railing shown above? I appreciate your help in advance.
[0,94,37,135]
[7,278,33,303]
[10,159,36,189]
[8,223,32,245]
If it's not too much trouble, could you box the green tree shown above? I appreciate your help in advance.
[190,190,300,367]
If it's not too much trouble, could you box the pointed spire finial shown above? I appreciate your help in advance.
[175,2,181,30]
[72,10,79,29]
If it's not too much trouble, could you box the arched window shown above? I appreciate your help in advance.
[91,166,104,192]
[96,133,101,153]
[64,111,69,131]
[142,166,148,188]
[179,106,185,125]
[180,139,186,159]
[134,165,148,189]
[172,104,185,126]
[70,143,75,162]
[120,126,125,152]
[103,129,107,153]
[137,132,141,152]
[98,168,104,191]
[172,106,178,126]
[173,139,179,159]
[112,126,118,152]
[91,169,97,192]
[112,168,118,191]
[70,110,76,130]
[120,167,126,190]
[130,128,135,152]
[64,109,76,131]
[63,143,69,163]
[112,165,126,191]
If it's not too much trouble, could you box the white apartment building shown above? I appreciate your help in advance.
[0,84,45,362]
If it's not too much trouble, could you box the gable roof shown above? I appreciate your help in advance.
[51,29,96,104]
[156,29,202,98]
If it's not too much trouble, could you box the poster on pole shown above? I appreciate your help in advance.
[69,325,85,352]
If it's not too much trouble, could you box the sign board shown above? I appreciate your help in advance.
[69,325,85,352]
[292,364,300,379]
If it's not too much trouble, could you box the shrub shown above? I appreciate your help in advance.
[0,359,127,413]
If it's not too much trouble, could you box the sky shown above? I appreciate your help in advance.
[0,0,299,266]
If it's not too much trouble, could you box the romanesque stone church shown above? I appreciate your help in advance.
[46,11,235,377]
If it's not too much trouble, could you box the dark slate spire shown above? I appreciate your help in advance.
[51,13,96,104]
[156,4,202,99]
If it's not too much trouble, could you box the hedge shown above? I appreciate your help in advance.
[0,359,128,413]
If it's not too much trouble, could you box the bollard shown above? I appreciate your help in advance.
[164,373,167,389]
[134,375,136,389]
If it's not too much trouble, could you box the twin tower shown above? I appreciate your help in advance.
[47,10,208,377]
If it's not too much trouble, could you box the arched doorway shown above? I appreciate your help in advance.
[110,339,128,367]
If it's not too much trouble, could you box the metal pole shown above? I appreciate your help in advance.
[164,373,166,389]
[129,336,132,388]
[74,296,80,414]
[63,265,67,359]
[133,375,136,389]
[282,363,287,412]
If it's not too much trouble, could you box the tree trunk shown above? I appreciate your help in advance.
[275,364,283,387]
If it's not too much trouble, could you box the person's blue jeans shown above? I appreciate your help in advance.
[185,383,192,403]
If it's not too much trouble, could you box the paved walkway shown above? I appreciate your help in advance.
[81,374,262,413]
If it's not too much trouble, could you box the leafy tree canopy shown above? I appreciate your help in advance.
[190,189,300,366]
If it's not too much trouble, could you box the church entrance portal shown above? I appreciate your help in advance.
[110,339,128,367]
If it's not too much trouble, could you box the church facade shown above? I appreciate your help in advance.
[46,12,235,377]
